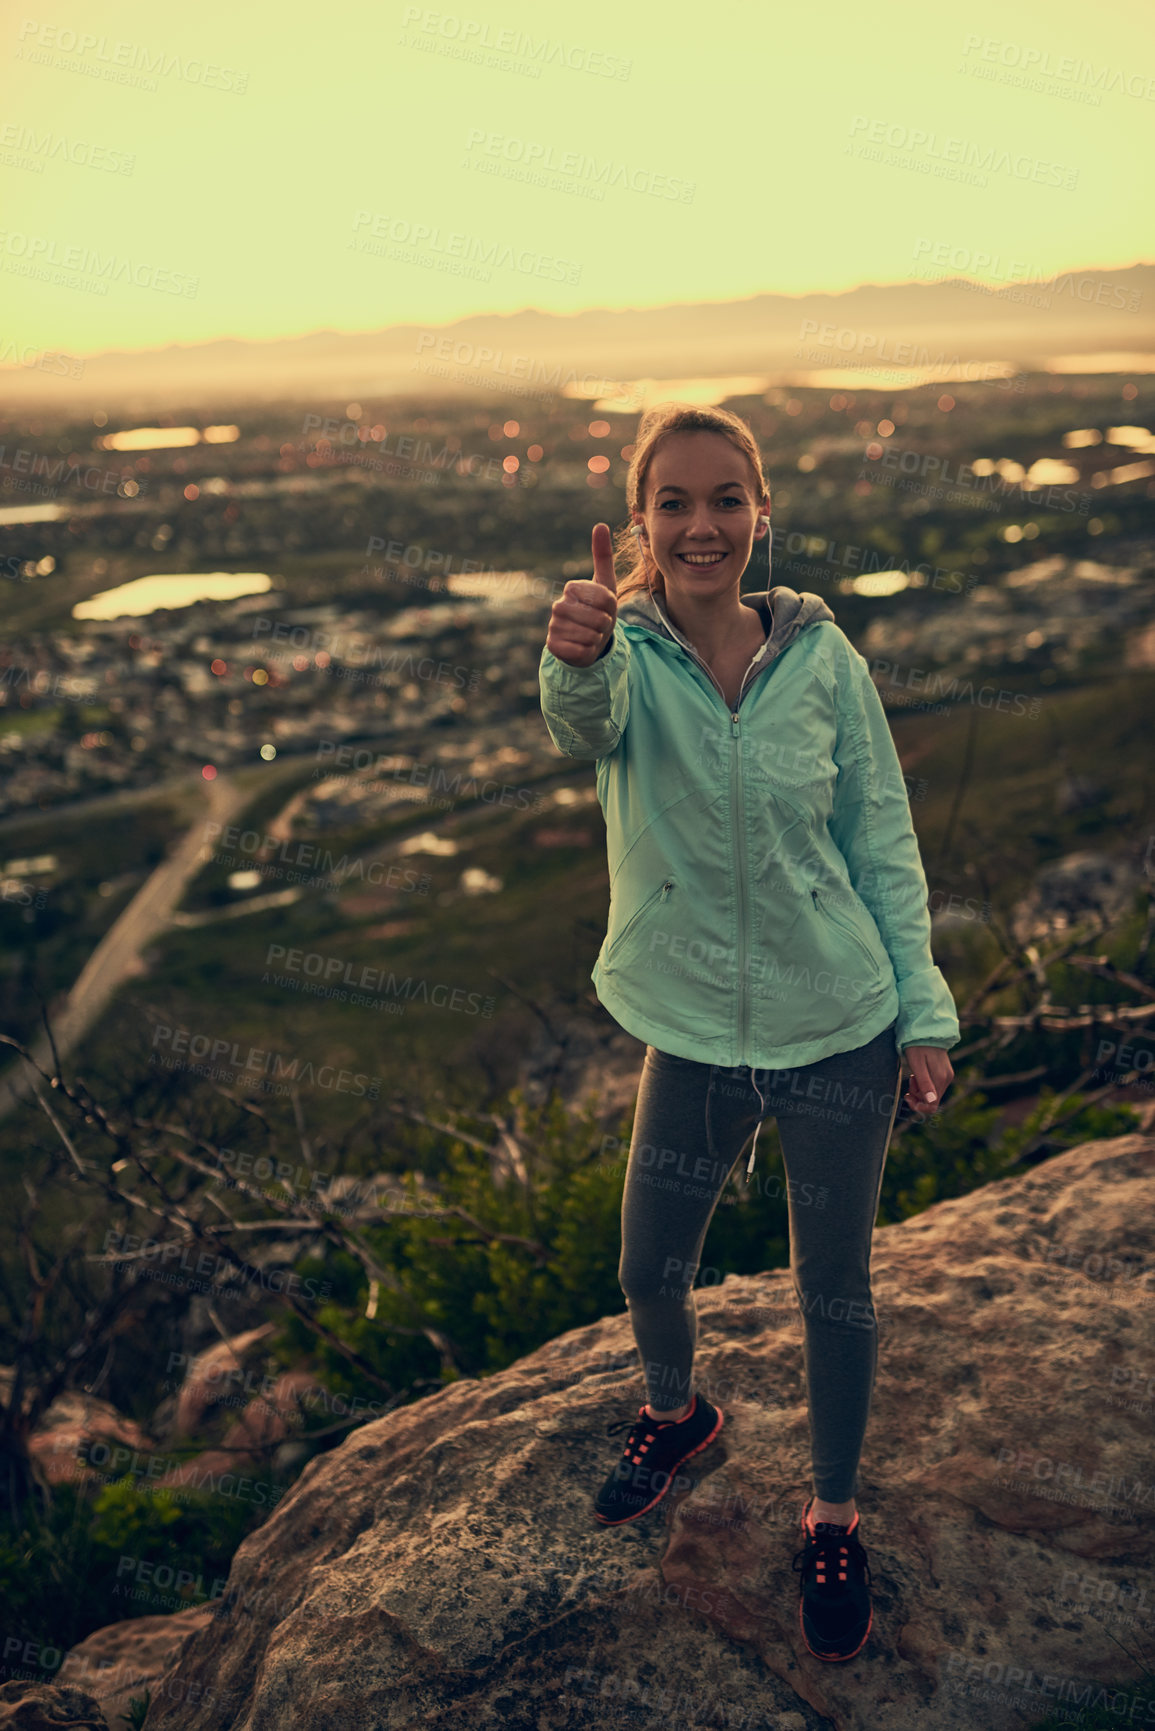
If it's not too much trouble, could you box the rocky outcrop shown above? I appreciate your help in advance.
[151,1323,332,1490]
[1011,848,1145,944]
[171,1324,278,1436]
[516,1011,647,1122]
[0,1682,108,1729]
[80,1133,1155,1729]
[0,1375,156,1489]
[58,1607,213,1729]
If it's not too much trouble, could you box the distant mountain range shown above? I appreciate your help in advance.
[4,264,1152,413]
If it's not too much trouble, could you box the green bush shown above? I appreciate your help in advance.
[274,1086,638,1394]
[0,1470,275,1654]
[124,1689,151,1730]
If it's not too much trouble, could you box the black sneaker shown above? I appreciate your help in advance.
[791,1496,874,1661]
[593,1393,724,1526]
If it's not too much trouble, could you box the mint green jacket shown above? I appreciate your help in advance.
[538,583,960,1069]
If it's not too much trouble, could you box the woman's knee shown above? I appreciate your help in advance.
[794,1293,879,1329]
[619,1256,696,1306]
[790,1270,876,1325]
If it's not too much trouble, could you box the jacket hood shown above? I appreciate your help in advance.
[616,583,837,677]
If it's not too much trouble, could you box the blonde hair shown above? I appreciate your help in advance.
[610,403,769,604]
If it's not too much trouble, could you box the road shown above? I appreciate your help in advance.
[0,744,589,1124]
[0,771,254,1122]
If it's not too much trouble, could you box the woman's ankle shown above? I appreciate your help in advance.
[645,1395,694,1423]
[810,1495,856,1527]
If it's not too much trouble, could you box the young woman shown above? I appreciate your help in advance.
[538,403,958,1664]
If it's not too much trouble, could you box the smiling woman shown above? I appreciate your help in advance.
[611,403,771,611]
[539,398,959,1657]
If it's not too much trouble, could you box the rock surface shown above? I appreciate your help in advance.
[1011,848,1143,944]
[59,1607,213,1729]
[0,1682,108,1729]
[103,1132,1155,1729]
[173,1324,277,1435]
[13,1384,154,1489]
[517,1011,646,1123]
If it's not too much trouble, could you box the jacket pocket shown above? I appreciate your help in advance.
[811,886,880,979]
[604,878,675,970]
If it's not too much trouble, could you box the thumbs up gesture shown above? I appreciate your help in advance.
[545,522,619,668]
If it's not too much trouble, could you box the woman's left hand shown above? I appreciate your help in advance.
[901,1045,954,1114]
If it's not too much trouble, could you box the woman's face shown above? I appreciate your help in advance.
[631,430,769,599]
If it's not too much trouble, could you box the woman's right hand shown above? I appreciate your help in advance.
[545,521,619,667]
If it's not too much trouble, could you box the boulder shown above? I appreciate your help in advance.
[218,1369,334,1455]
[113,1134,1155,1728]
[516,1013,646,1123]
[1012,849,1143,944]
[173,1324,276,1436]
[0,1380,156,1489]
[58,1608,214,1728]
[153,1366,334,1492]
[0,1683,108,1729]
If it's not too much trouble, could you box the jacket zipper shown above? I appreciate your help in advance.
[606,878,674,968]
[648,598,783,1069]
[811,886,878,975]
[731,706,749,1061]
[731,640,780,1068]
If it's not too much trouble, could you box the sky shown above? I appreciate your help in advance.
[1,0,1152,359]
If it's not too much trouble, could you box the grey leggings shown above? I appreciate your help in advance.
[618,1019,901,1502]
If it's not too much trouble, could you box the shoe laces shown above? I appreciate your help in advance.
[792,1527,872,1592]
[605,1407,663,1467]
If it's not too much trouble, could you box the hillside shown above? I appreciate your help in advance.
[22,1126,1155,1731]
